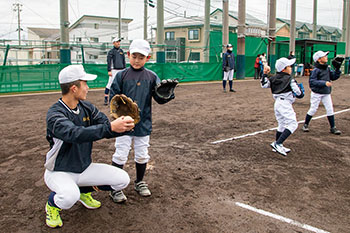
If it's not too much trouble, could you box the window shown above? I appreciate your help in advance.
[90,37,99,43]
[165,31,175,40]
[165,48,177,63]
[188,52,200,61]
[317,34,328,41]
[298,32,309,39]
[94,23,99,29]
[188,29,199,40]
[76,37,82,42]
[331,35,339,42]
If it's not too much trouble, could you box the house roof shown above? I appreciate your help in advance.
[69,15,133,30]
[27,27,60,39]
[277,18,341,34]
[162,8,266,29]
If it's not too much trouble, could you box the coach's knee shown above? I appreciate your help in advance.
[111,169,130,191]
[55,190,80,209]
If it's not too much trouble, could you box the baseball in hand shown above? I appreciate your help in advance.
[123,116,134,122]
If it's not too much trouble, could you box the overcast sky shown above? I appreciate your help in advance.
[0,0,344,40]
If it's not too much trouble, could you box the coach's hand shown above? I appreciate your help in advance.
[326,81,332,87]
[111,116,135,133]
[108,71,112,77]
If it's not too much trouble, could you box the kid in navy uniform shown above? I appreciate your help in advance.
[261,57,304,156]
[109,39,175,203]
[302,51,342,135]
[44,65,135,228]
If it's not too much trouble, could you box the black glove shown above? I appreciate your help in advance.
[332,57,344,70]
[155,79,179,100]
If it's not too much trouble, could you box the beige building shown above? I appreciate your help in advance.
[155,8,267,63]
[276,18,342,41]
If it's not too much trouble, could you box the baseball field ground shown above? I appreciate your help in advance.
[1,75,349,232]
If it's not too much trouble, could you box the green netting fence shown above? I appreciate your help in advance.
[0,62,223,93]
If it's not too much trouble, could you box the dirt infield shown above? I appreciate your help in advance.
[1,76,349,233]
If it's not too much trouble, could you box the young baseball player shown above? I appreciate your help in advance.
[222,44,236,92]
[44,65,135,228]
[104,37,126,105]
[302,51,342,135]
[109,39,175,203]
[261,57,304,156]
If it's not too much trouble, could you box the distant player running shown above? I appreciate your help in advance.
[261,57,304,156]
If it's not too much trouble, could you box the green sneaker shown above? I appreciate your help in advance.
[45,202,63,228]
[79,192,101,209]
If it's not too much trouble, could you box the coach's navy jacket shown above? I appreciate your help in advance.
[309,62,341,94]
[45,99,121,173]
[109,66,173,137]
[222,50,235,71]
[107,47,126,71]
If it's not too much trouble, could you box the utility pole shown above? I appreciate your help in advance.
[13,3,22,46]
[268,0,276,72]
[345,0,350,73]
[289,0,296,55]
[203,0,210,62]
[312,0,317,39]
[118,0,122,39]
[60,0,70,63]
[237,0,246,79]
[342,0,348,41]
[156,0,165,63]
[222,0,229,52]
[144,0,147,40]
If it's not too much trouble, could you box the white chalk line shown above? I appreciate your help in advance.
[211,108,350,144]
[235,202,330,233]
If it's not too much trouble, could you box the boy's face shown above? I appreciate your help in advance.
[72,81,89,101]
[128,52,150,69]
[282,65,292,74]
[113,41,121,48]
[318,55,328,64]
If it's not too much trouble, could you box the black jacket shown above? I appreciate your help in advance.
[310,62,341,94]
[45,99,121,173]
[107,47,126,71]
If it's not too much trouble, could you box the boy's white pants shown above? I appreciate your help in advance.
[44,163,130,209]
[223,69,234,81]
[112,135,150,165]
[274,97,298,133]
[307,91,334,116]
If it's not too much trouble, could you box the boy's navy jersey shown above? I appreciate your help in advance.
[310,62,341,94]
[107,47,126,71]
[109,66,170,137]
[45,99,120,173]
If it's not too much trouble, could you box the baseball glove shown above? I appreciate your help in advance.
[155,79,179,99]
[332,56,344,70]
[110,94,140,124]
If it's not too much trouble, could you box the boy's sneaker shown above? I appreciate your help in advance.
[109,190,127,203]
[104,99,108,106]
[134,181,151,197]
[272,145,291,153]
[330,127,341,135]
[270,141,287,156]
[79,192,101,209]
[302,124,309,132]
[45,202,63,228]
[230,89,236,92]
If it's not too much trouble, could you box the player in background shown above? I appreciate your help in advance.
[104,37,126,105]
[261,57,304,156]
[302,51,342,135]
[222,44,236,92]
[44,65,134,228]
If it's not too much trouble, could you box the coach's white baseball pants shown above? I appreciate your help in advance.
[274,97,298,133]
[223,69,234,81]
[44,163,130,210]
[112,135,150,165]
[106,69,123,89]
[307,91,334,116]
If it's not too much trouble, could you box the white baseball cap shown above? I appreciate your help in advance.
[58,65,97,84]
[129,39,151,56]
[275,57,296,72]
[112,37,122,42]
[227,44,233,48]
[313,51,329,62]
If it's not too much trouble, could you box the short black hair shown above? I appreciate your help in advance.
[60,80,81,95]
